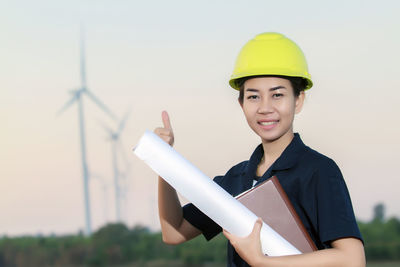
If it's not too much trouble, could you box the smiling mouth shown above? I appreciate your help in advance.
[259,121,278,126]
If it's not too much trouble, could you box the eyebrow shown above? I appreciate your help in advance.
[245,86,286,92]
[270,86,286,91]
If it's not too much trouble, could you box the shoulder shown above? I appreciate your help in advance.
[293,145,346,191]
[213,160,248,185]
[299,146,354,210]
[226,160,249,176]
[300,145,342,176]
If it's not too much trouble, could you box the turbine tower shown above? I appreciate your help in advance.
[100,111,130,222]
[58,26,116,235]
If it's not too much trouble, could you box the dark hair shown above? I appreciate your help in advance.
[237,75,307,104]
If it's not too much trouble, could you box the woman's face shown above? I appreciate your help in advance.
[240,76,305,144]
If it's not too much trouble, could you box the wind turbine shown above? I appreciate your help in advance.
[100,111,130,222]
[58,26,117,235]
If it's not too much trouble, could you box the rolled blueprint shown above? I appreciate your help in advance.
[133,130,301,256]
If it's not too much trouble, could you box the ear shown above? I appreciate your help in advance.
[295,91,305,114]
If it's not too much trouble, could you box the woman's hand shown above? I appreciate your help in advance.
[225,220,366,267]
[223,218,265,266]
[154,110,174,146]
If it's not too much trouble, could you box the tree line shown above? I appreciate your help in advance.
[0,224,226,267]
[358,203,400,261]
[0,204,399,266]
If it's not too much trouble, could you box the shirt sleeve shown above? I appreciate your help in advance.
[182,176,224,241]
[311,159,363,247]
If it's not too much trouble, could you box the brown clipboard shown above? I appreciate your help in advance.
[236,176,317,253]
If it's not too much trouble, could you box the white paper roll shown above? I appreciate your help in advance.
[133,130,301,256]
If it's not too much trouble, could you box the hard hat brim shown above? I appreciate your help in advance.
[229,74,313,91]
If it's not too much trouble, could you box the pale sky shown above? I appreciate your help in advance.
[1,0,400,236]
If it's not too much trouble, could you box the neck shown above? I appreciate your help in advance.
[261,131,294,162]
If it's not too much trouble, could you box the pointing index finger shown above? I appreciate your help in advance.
[162,110,172,130]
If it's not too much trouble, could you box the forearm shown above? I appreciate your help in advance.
[253,239,365,267]
[154,112,200,244]
[158,176,185,241]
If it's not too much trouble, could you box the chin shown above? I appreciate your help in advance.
[254,131,281,143]
[254,127,292,144]
[260,135,282,143]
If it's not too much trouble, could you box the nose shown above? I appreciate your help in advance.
[257,97,274,114]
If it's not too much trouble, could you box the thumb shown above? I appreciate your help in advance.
[161,110,172,130]
[251,218,263,236]
[222,229,232,240]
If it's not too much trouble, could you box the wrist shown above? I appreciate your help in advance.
[252,253,268,267]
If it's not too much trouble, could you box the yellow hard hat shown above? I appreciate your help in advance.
[229,32,313,90]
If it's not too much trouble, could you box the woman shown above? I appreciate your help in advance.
[155,32,365,267]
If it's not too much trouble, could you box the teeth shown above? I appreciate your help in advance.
[260,121,276,126]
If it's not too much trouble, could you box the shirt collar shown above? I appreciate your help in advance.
[244,133,308,179]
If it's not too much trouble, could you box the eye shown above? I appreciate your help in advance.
[247,95,259,100]
[272,93,283,98]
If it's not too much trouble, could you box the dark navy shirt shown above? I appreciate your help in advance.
[182,133,363,267]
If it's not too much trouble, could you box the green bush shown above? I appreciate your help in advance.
[0,210,399,266]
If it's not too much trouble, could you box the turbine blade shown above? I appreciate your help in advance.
[80,23,87,89]
[56,93,78,116]
[84,89,117,120]
[97,119,114,137]
[117,109,131,134]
